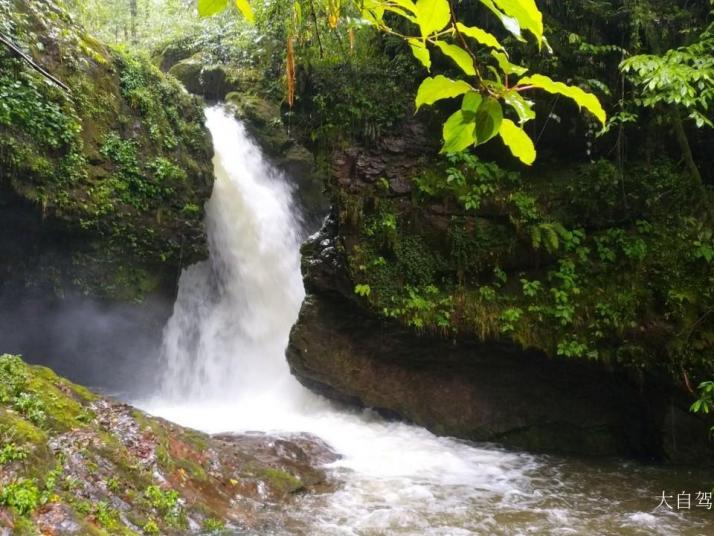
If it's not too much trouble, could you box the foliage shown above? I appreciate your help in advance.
[621,14,714,128]
[1,0,214,301]
[197,0,606,164]
[0,479,41,515]
[0,443,27,465]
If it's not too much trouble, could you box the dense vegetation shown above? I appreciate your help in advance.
[6,0,714,422]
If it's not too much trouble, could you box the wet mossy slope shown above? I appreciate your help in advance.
[0,354,335,535]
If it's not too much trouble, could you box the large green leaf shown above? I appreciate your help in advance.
[234,0,254,22]
[442,110,477,153]
[433,41,476,76]
[474,97,503,144]
[518,74,607,124]
[384,0,418,22]
[198,0,228,17]
[415,75,473,110]
[462,91,482,113]
[492,0,543,44]
[409,38,431,70]
[503,89,535,124]
[415,0,450,37]
[441,92,482,153]
[455,23,504,51]
[499,118,535,164]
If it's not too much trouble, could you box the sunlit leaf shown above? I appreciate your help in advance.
[518,74,607,124]
[499,118,535,164]
[491,0,543,44]
[479,0,523,40]
[433,41,475,76]
[234,0,254,22]
[474,97,503,144]
[361,0,385,25]
[492,51,527,76]
[415,0,450,37]
[409,38,431,71]
[462,91,483,113]
[503,89,535,124]
[198,0,227,17]
[455,23,504,51]
[415,75,473,110]
[442,109,476,153]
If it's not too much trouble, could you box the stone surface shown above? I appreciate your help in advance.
[0,355,337,535]
[287,215,713,463]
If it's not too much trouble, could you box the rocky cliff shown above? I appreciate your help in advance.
[286,118,714,463]
[0,0,214,301]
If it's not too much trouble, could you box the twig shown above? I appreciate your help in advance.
[0,32,70,92]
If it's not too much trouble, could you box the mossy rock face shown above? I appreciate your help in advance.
[0,0,214,300]
[168,55,243,100]
[0,354,337,534]
[285,112,714,462]
[167,53,205,95]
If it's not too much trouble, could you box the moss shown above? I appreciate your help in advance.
[257,468,303,495]
[0,0,213,301]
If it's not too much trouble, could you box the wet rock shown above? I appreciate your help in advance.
[287,219,713,462]
[0,355,338,534]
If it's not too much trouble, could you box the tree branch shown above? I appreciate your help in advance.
[0,32,71,93]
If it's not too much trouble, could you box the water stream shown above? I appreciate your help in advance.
[140,106,713,535]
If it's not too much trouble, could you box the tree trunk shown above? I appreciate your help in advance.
[670,106,705,196]
[129,0,138,45]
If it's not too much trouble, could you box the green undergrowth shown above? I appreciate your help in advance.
[345,153,714,384]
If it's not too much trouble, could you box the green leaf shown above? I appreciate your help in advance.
[491,51,528,76]
[234,0,254,22]
[415,75,473,110]
[361,0,385,25]
[491,0,543,44]
[415,0,450,37]
[499,118,535,165]
[383,0,418,21]
[409,38,431,71]
[433,41,476,76]
[474,97,503,144]
[503,89,535,124]
[462,91,483,113]
[479,0,523,40]
[198,0,228,17]
[441,103,479,154]
[455,23,504,51]
[518,74,607,124]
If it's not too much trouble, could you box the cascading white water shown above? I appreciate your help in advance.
[141,106,712,536]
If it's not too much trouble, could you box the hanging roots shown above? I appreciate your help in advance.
[286,36,296,108]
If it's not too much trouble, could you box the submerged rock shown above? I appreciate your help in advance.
[0,355,336,535]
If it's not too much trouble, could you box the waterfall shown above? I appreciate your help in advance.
[158,106,305,404]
